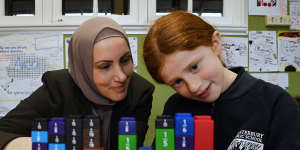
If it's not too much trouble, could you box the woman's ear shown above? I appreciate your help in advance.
[211,31,222,56]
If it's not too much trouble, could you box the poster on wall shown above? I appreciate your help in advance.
[277,31,300,72]
[221,37,248,68]
[290,0,300,30]
[249,0,287,16]
[0,33,64,116]
[251,73,289,90]
[128,37,138,67]
[64,37,71,68]
[249,31,278,72]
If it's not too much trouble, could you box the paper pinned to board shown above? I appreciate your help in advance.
[221,37,248,68]
[290,1,300,30]
[128,37,138,67]
[277,31,300,72]
[251,73,289,90]
[0,33,64,116]
[64,37,70,68]
[249,0,287,16]
[249,31,278,72]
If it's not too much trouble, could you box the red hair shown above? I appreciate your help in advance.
[143,11,224,83]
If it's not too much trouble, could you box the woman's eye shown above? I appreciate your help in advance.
[98,64,110,70]
[120,56,132,64]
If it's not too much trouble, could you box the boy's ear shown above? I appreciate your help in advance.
[211,31,222,56]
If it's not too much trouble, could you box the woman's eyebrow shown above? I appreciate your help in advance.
[121,51,131,57]
[95,60,112,64]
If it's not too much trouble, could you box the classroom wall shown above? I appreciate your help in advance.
[0,4,299,147]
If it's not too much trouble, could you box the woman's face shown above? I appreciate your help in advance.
[93,37,133,102]
[160,45,226,103]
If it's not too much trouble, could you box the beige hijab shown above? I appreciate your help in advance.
[68,17,129,106]
[68,17,130,149]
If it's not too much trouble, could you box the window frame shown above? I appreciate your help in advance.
[0,0,43,26]
[0,0,247,35]
[148,0,248,35]
[51,0,140,25]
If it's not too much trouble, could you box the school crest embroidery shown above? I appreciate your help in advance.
[227,130,264,150]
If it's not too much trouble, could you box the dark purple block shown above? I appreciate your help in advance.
[120,117,135,121]
[118,117,136,135]
[32,143,48,150]
[48,119,65,135]
[175,136,193,150]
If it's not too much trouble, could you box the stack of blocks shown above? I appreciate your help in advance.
[83,115,102,150]
[174,113,194,150]
[31,113,214,150]
[155,113,214,150]
[155,115,175,150]
[118,117,137,150]
[66,116,82,150]
[32,118,48,150]
[48,117,66,150]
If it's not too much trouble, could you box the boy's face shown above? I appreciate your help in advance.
[160,45,226,103]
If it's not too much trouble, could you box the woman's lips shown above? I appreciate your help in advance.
[113,84,126,92]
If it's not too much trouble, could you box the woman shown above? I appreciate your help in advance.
[143,11,300,150]
[0,17,154,150]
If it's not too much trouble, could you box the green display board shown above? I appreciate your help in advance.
[248,16,300,97]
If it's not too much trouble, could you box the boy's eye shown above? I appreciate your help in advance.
[173,79,182,86]
[191,63,198,70]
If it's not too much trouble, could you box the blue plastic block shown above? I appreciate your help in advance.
[138,147,153,150]
[31,131,48,143]
[175,113,194,136]
[49,143,66,150]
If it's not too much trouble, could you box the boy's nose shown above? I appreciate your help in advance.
[186,78,202,94]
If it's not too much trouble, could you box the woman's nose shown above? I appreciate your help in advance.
[113,66,127,82]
